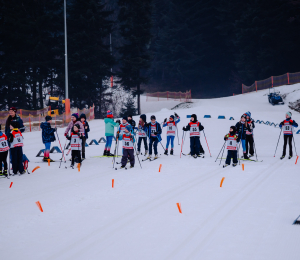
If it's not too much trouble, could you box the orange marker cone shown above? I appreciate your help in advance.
[220,177,225,187]
[112,179,114,188]
[296,156,299,165]
[242,163,244,171]
[159,164,162,172]
[36,201,43,212]
[176,203,182,214]
[32,166,40,173]
[77,163,80,172]
[47,159,50,166]
[9,182,13,188]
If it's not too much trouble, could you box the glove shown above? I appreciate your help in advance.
[146,123,151,127]
[175,113,179,118]
[64,132,67,137]
[182,127,186,131]
[225,134,229,138]
[66,135,70,139]
[116,120,121,124]
[154,132,158,135]
[164,118,167,123]
[290,121,293,125]
[280,121,284,126]
[117,131,120,134]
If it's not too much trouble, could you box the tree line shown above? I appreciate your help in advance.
[1,0,300,117]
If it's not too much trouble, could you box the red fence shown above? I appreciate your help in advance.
[242,72,300,94]
[0,105,95,132]
[146,90,192,102]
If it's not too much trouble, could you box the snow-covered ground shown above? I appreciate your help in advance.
[1,84,300,260]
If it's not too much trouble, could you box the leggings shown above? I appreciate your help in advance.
[71,150,81,165]
[0,151,8,171]
[166,136,175,149]
[241,139,246,153]
[283,135,293,156]
[105,136,113,151]
[137,137,148,151]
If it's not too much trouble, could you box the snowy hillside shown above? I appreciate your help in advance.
[1,84,300,260]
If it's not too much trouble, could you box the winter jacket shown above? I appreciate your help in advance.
[279,118,298,135]
[40,122,56,144]
[163,116,180,127]
[128,119,136,128]
[104,118,119,137]
[64,120,84,136]
[136,122,148,138]
[5,115,25,137]
[246,118,255,135]
[183,120,204,132]
[81,121,90,139]
[146,121,162,141]
[235,121,250,140]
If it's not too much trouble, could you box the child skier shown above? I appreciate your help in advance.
[245,111,255,158]
[40,116,57,162]
[223,126,238,167]
[235,114,250,159]
[104,110,120,156]
[66,124,83,168]
[136,114,148,155]
[128,115,136,128]
[0,124,9,177]
[279,111,298,159]
[147,115,162,159]
[121,125,135,168]
[118,116,130,141]
[80,114,90,160]
[8,121,25,175]
[182,114,204,158]
[163,113,180,155]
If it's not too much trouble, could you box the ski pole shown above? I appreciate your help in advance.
[292,132,298,156]
[134,142,142,169]
[8,149,10,176]
[203,130,212,157]
[59,139,67,168]
[252,134,258,161]
[113,135,119,168]
[180,131,186,158]
[274,128,283,157]
[56,131,66,161]
[237,141,241,165]
[219,143,226,165]
[159,139,166,152]
[215,141,226,162]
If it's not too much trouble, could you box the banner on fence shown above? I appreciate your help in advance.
[146,90,191,102]
[242,72,300,94]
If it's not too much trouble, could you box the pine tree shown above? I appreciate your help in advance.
[120,95,137,117]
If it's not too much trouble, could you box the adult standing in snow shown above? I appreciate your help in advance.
[279,111,298,159]
[104,110,120,156]
[40,116,56,162]
[245,111,255,158]
[235,114,250,159]
[5,107,25,138]
[64,113,84,137]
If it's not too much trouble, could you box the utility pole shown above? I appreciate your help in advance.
[64,0,70,116]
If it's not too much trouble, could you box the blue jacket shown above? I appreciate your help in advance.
[147,122,162,141]
[235,121,250,141]
[81,120,90,139]
[40,122,56,144]
[135,123,148,138]
[163,117,180,127]
[5,115,25,137]
[279,118,298,135]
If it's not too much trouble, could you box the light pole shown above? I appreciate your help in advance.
[64,0,70,116]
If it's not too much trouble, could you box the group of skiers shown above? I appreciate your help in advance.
[0,107,298,177]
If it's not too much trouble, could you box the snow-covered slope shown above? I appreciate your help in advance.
[1,84,300,260]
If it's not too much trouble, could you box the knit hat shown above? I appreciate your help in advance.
[245,111,251,117]
[74,123,80,130]
[45,115,52,122]
[241,114,246,119]
[72,113,79,120]
[230,126,236,134]
[151,115,156,120]
[170,115,175,120]
[286,111,292,118]
[9,107,17,113]
[128,115,132,118]
[80,113,86,120]
[122,116,128,121]
[107,110,113,118]
[191,114,197,121]
[125,125,132,132]
[10,121,19,129]
[140,114,146,123]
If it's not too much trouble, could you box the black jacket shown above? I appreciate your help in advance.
[128,119,136,128]
[183,121,204,132]
[235,121,250,140]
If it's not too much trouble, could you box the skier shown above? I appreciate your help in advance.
[5,107,25,138]
[104,110,120,156]
[80,114,90,160]
[182,114,204,158]
[120,125,135,168]
[146,115,162,159]
[162,113,180,155]
[0,124,9,177]
[118,116,131,141]
[8,121,25,175]
[245,111,255,158]
[66,124,83,168]
[40,115,56,162]
[223,126,238,167]
[136,114,148,155]
[64,113,84,137]
[128,115,136,128]
[235,114,250,159]
[279,111,298,159]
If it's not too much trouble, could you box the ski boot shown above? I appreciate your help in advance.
[289,155,293,159]
[249,154,254,158]
[147,154,152,159]
[130,165,134,168]
[70,164,74,169]
[280,155,285,160]
[43,157,54,162]
[243,153,249,160]
[120,165,126,169]
[193,154,197,158]
[19,171,26,175]
[154,154,158,159]
[136,151,140,155]
[232,163,237,167]
[170,149,174,155]
[144,150,148,156]
[103,150,107,156]
[164,149,168,155]
[223,164,229,168]
[107,152,114,156]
